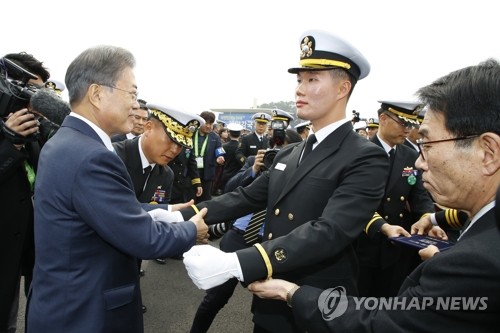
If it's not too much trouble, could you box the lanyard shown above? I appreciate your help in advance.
[24,161,36,192]
[194,131,209,157]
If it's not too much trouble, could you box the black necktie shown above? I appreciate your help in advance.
[243,209,266,245]
[142,165,152,186]
[388,148,395,167]
[300,134,317,164]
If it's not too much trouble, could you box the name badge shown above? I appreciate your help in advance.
[275,162,286,171]
[250,145,257,148]
[195,157,204,168]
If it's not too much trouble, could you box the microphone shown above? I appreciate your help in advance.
[29,88,70,126]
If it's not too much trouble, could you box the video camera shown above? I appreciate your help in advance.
[263,118,288,170]
[351,110,360,123]
[0,57,68,144]
[0,57,39,118]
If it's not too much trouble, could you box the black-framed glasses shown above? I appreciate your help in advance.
[100,84,138,102]
[416,135,479,161]
[385,113,416,130]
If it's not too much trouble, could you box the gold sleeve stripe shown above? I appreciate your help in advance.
[254,243,273,279]
[446,209,460,229]
[190,205,199,214]
[191,178,201,185]
[364,212,381,234]
[420,213,431,219]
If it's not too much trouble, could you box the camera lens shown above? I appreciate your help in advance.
[263,149,278,170]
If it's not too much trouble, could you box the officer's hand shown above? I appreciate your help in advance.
[419,245,440,261]
[381,223,410,238]
[195,186,203,197]
[189,207,209,244]
[171,199,195,211]
[428,226,448,240]
[411,215,433,235]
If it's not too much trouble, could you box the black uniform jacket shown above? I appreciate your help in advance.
[357,136,434,269]
[113,137,174,204]
[181,121,390,332]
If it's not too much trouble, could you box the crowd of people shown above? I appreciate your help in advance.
[1,28,499,333]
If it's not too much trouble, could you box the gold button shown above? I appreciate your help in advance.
[386,197,391,202]
[384,216,389,220]
[288,213,294,220]
[399,213,403,218]
[400,196,405,201]
[274,208,280,215]
[268,233,273,240]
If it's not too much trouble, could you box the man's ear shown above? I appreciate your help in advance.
[480,133,500,175]
[88,84,102,108]
[337,79,352,101]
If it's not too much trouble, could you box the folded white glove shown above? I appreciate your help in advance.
[148,208,183,223]
[183,245,243,290]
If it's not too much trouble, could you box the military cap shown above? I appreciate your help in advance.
[366,118,379,128]
[353,120,367,131]
[146,103,205,149]
[44,79,65,94]
[294,120,311,130]
[378,100,422,126]
[227,123,243,132]
[288,29,370,80]
[252,112,272,123]
[271,109,294,123]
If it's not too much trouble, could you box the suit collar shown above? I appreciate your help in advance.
[62,115,104,147]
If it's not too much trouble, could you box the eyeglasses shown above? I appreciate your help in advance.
[385,113,416,130]
[100,84,138,102]
[416,135,479,161]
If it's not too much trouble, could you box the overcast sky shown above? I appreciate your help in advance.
[4,0,499,119]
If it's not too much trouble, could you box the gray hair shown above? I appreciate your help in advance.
[65,45,136,104]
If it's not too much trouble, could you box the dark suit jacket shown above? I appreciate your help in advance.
[292,209,500,333]
[235,132,269,163]
[27,116,197,333]
[0,138,40,330]
[181,121,389,332]
[113,137,174,204]
[356,136,434,269]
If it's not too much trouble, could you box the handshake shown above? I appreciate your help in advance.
[148,200,210,245]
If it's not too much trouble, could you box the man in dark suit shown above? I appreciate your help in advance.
[193,111,225,203]
[356,101,434,297]
[235,112,271,164]
[26,45,209,333]
[182,30,390,333]
[111,99,149,142]
[0,51,50,333]
[248,58,500,333]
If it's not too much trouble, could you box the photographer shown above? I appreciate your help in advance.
[0,52,50,333]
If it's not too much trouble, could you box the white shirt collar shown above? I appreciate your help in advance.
[69,112,114,152]
[376,133,395,154]
[311,118,351,148]
[137,136,155,171]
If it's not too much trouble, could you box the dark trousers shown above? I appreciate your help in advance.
[189,229,249,333]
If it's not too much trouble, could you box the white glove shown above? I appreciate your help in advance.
[148,208,183,223]
[183,245,243,290]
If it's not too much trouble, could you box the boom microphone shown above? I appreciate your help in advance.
[29,88,70,126]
